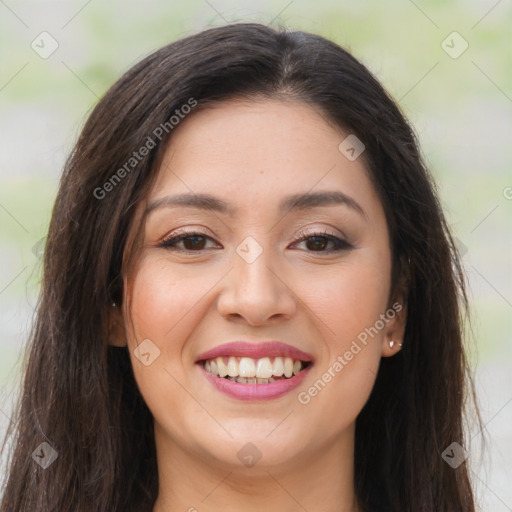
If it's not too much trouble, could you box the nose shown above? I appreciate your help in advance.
[216,241,297,326]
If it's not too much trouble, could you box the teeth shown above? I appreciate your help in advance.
[256,357,273,378]
[217,357,228,377]
[237,376,256,383]
[203,355,306,381]
[230,376,276,383]
[272,357,284,376]
[239,357,256,377]
[284,357,293,378]
[227,356,238,377]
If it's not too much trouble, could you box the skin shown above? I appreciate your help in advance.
[109,98,407,512]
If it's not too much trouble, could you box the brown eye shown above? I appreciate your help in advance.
[159,232,219,252]
[304,235,329,251]
[293,229,353,253]
[181,235,207,250]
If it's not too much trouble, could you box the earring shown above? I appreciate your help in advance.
[389,340,395,349]
[112,302,117,307]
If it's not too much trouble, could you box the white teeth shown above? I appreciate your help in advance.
[237,376,256,383]
[256,357,273,378]
[272,357,284,376]
[217,357,228,377]
[231,376,276,383]
[227,356,238,377]
[284,357,293,378]
[239,357,256,378]
[203,355,307,382]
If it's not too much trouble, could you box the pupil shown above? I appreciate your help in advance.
[307,236,326,251]
[184,236,205,250]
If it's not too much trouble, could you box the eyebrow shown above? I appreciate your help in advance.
[146,190,368,221]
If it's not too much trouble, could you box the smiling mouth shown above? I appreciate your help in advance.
[199,356,313,384]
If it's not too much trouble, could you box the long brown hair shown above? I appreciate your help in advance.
[1,22,480,511]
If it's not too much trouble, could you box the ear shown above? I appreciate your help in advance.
[106,303,127,347]
[381,296,407,357]
[382,255,410,357]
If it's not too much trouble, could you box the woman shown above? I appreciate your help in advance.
[0,22,479,512]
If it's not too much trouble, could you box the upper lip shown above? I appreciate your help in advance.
[195,341,314,363]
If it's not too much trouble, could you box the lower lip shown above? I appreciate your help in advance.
[198,363,313,401]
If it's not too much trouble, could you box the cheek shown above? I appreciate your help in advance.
[298,354,380,435]
[126,255,213,342]
[292,258,389,426]
[297,256,391,350]
[123,256,213,432]
[123,257,204,395]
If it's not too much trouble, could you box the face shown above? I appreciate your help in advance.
[113,98,406,473]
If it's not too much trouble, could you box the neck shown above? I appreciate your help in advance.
[152,422,360,512]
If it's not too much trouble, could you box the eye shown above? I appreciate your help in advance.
[158,230,220,252]
[292,228,353,253]
[158,228,353,253]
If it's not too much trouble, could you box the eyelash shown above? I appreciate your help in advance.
[158,228,353,254]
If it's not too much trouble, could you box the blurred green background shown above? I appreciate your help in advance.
[1,0,511,509]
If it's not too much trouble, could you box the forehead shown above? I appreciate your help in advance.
[147,98,381,222]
